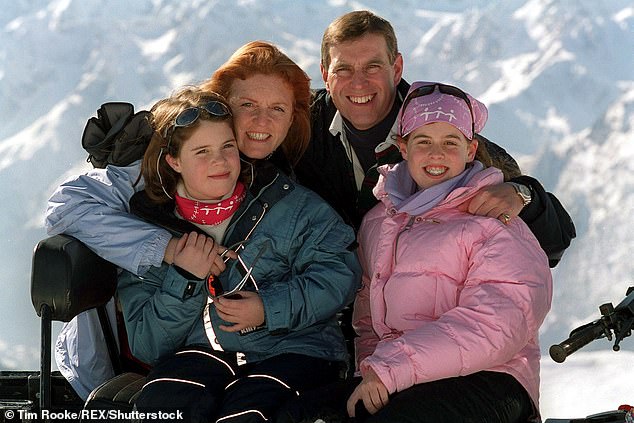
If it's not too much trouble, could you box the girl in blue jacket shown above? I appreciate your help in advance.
[118,87,360,423]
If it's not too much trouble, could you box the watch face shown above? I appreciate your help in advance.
[511,183,531,205]
[517,185,531,204]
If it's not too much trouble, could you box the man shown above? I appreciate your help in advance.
[295,10,575,267]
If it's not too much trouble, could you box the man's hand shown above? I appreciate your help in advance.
[347,367,389,417]
[214,291,265,332]
[467,182,524,224]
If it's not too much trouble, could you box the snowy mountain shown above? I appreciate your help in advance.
[1,0,633,417]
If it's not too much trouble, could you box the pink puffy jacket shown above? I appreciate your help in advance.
[354,165,553,412]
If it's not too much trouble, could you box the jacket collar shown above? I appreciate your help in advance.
[129,191,198,236]
[375,164,503,214]
[326,79,410,188]
[130,160,295,245]
[223,160,295,246]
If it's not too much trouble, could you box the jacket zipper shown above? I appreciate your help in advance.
[393,216,416,266]
[225,173,279,242]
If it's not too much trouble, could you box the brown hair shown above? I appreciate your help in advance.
[200,41,311,166]
[141,87,234,203]
[476,135,520,181]
[474,138,493,169]
[321,10,398,71]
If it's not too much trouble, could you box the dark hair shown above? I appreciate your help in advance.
[321,10,398,71]
[474,137,493,170]
[200,41,311,166]
[141,87,234,203]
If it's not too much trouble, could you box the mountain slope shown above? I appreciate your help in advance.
[1,0,633,416]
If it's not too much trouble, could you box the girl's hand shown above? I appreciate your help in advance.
[209,245,237,277]
[347,367,389,417]
[172,232,218,279]
[214,291,265,332]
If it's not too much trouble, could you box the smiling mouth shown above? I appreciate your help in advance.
[425,166,448,176]
[348,94,375,104]
[247,132,271,141]
[208,172,231,179]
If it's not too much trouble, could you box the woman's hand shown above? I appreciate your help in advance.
[347,367,389,417]
[214,291,265,332]
[172,232,226,279]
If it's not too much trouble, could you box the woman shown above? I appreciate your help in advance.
[160,40,315,268]
[44,42,360,406]
[46,41,311,277]
[201,41,310,173]
[120,87,358,422]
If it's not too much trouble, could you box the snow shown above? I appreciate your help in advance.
[541,351,634,419]
[1,0,633,418]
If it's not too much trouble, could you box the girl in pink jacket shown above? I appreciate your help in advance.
[348,81,553,422]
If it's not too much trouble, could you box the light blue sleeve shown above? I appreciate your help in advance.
[45,160,171,275]
[54,300,117,400]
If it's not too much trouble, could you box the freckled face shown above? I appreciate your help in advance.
[166,120,241,201]
[400,122,478,190]
[228,74,294,159]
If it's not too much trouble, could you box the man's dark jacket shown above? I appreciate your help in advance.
[295,79,576,267]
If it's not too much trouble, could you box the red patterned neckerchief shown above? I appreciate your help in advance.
[175,182,246,226]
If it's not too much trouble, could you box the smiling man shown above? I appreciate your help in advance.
[323,31,402,131]
[294,10,575,267]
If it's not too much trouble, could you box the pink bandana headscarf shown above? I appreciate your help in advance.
[397,81,488,140]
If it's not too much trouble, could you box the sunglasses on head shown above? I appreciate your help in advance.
[164,100,232,151]
[401,83,476,139]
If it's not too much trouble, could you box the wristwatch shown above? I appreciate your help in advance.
[508,182,532,207]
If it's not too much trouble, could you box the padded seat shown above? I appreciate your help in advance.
[84,372,145,411]
[30,234,145,419]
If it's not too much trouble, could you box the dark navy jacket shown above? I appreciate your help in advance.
[295,79,575,267]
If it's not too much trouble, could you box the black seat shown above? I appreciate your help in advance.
[30,234,145,418]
